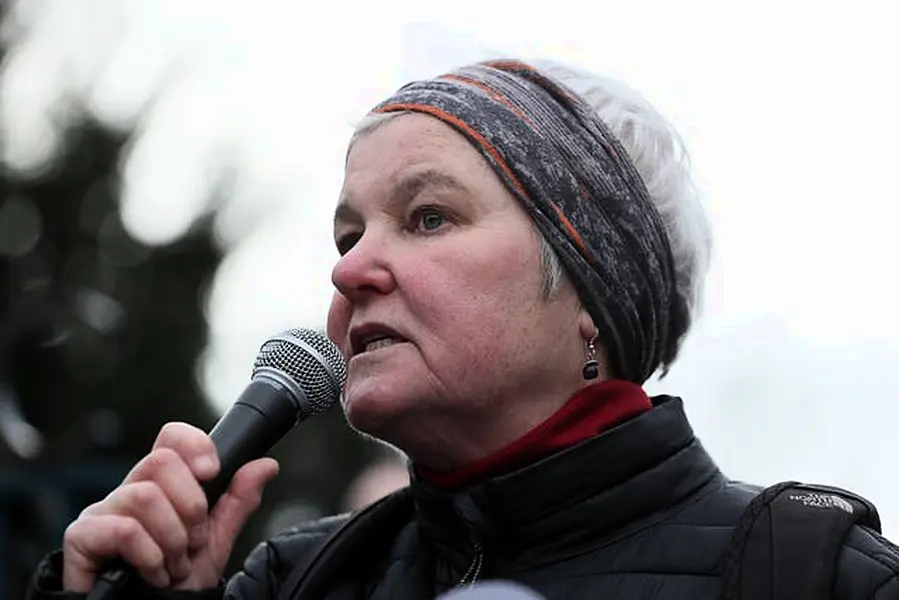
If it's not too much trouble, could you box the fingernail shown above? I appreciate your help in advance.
[174,555,192,580]
[193,455,217,475]
[188,522,209,549]
[149,568,170,589]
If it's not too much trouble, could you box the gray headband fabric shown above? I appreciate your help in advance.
[371,60,686,384]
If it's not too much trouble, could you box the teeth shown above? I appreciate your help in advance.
[364,337,397,352]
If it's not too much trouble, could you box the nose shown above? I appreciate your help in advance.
[331,232,396,301]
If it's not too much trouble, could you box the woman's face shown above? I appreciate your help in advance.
[327,113,590,467]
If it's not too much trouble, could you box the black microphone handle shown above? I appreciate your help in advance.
[86,376,302,600]
[203,376,302,502]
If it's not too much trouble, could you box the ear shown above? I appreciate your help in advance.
[577,306,596,341]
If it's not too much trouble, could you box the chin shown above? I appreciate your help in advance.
[343,383,410,438]
[344,382,427,446]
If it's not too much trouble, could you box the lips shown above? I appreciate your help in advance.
[349,323,409,357]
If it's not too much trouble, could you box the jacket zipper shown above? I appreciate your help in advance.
[457,536,484,585]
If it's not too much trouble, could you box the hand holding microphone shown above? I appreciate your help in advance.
[61,329,346,598]
[63,421,274,593]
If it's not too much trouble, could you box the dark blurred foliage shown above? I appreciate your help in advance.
[0,32,384,600]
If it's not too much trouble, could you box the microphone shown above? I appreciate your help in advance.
[202,328,346,501]
[86,328,347,600]
[436,581,547,600]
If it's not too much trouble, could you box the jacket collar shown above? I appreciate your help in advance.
[407,396,724,580]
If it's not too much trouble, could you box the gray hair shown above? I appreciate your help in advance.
[351,62,711,328]
[533,60,713,326]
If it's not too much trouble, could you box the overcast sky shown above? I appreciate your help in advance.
[2,0,898,531]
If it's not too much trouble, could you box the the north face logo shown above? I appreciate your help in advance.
[788,492,854,514]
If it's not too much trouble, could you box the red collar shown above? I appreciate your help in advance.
[417,379,653,490]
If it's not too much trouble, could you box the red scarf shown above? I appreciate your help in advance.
[418,379,652,490]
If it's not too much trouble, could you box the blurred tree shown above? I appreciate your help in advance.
[0,114,225,596]
[0,90,382,600]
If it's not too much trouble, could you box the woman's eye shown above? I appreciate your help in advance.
[415,206,446,232]
[336,232,361,255]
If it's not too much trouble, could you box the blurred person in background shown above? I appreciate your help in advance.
[28,59,899,599]
[341,454,409,513]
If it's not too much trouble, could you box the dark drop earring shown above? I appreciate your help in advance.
[582,334,599,380]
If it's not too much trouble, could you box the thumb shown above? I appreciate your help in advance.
[206,457,279,560]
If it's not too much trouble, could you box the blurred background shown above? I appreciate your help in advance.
[0,0,897,597]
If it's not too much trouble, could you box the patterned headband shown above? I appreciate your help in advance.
[371,60,687,383]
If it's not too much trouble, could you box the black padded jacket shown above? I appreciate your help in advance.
[28,396,899,599]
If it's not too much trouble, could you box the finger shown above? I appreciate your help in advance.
[187,520,210,552]
[117,448,209,529]
[165,552,194,586]
[150,422,219,481]
[63,515,169,592]
[206,458,279,565]
[89,481,192,578]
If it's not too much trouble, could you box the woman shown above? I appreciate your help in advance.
[28,59,899,599]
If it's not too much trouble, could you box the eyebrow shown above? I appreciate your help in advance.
[334,169,470,225]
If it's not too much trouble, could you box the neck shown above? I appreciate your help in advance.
[416,379,652,490]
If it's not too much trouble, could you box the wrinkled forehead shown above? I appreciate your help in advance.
[336,112,501,218]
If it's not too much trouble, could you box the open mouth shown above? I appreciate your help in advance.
[350,325,409,356]
[362,335,405,353]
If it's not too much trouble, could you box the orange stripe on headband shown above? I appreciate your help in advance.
[439,74,535,127]
[483,59,578,103]
[375,102,590,259]
[549,202,590,258]
[482,59,539,73]
[375,103,530,201]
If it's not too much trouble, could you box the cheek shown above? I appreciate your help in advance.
[326,292,351,354]
[412,244,543,342]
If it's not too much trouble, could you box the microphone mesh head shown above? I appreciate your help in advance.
[252,328,346,418]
